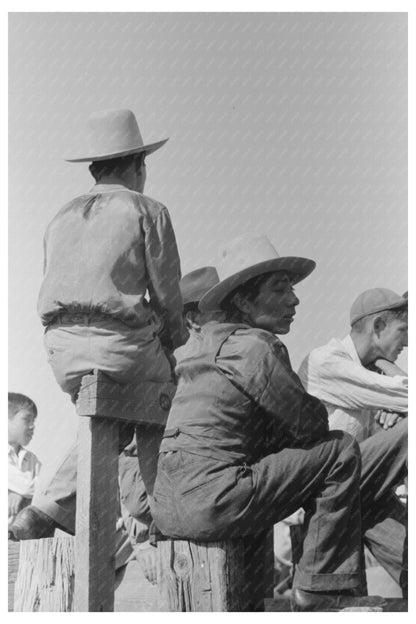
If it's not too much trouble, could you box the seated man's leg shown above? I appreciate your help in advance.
[31,440,78,534]
[251,431,362,595]
[12,423,135,539]
[359,419,408,595]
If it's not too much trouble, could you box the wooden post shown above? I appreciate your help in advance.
[74,416,119,612]
[74,370,176,612]
[13,532,75,612]
[157,539,246,611]
[8,540,20,611]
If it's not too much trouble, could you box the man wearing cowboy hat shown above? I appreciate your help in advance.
[298,288,408,595]
[153,234,405,611]
[11,109,187,540]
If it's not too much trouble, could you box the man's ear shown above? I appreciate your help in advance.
[232,292,251,314]
[373,315,387,335]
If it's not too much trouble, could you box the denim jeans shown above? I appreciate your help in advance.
[154,430,363,592]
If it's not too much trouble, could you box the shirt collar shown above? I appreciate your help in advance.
[8,444,25,458]
[341,334,362,364]
[90,183,132,193]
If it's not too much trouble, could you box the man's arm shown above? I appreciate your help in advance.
[221,333,329,446]
[259,346,329,446]
[301,352,408,413]
[144,207,187,351]
[373,358,407,377]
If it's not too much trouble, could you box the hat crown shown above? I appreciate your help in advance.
[350,287,407,325]
[87,109,144,155]
[180,266,219,305]
[217,235,281,281]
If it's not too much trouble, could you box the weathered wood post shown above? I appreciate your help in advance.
[73,416,119,611]
[13,531,75,611]
[157,530,273,612]
[74,369,175,612]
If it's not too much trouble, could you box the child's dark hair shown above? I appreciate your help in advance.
[8,393,37,419]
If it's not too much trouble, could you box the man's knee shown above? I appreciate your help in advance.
[325,429,361,476]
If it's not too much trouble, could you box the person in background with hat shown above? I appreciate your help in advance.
[11,109,187,540]
[152,234,400,611]
[174,266,225,363]
[298,288,408,596]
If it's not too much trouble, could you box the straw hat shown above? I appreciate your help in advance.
[180,267,219,305]
[199,235,316,312]
[65,109,168,162]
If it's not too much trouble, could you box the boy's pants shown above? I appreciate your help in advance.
[33,316,172,533]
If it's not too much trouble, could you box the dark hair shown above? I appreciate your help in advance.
[8,393,37,419]
[89,152,144,182]
[221,272,275,322]
[183,302,199,316]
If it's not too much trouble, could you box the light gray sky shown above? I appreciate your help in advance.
[9,12,407,466]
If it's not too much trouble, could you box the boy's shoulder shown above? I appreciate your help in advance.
[50,188,169,227]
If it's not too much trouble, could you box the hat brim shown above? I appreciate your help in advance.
[64,138,168,162]
[199,257,316,312]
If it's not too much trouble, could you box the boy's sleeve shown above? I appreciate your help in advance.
[144,207,187,350]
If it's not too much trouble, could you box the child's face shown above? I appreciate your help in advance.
[8,409,36,448]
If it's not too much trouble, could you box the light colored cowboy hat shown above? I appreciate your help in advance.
[180,267,219,306]
[65,108,168,162]
[199,234,316,312]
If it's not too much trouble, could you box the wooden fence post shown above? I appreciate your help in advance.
[13,532,75,611]
[74,416,119,612]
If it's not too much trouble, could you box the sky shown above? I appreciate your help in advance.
[8,11,408,467]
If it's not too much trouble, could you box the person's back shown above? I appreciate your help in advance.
[10,109,186,542]
[39,185,182,336]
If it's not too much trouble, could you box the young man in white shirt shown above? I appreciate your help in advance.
[298,288,408,596]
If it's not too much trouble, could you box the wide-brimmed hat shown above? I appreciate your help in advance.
[65,109,168,162]
[180,267,219,305]
[350,288,408,325]
[199,235,316,312]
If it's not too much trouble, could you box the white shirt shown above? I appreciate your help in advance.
[298,335,408,442]
[8,444,41,498]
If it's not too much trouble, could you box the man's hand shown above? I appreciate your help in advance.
[8,492,26,517]
[374,410,406,430]
[134,542,157,585]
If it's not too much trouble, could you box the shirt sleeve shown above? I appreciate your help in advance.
[219,331,329,447]
[143,207,187,350]
[302,351,408,412]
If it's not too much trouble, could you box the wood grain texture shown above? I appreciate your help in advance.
[8,540,20,611]
[76,369,175,424]
[157,539,246,611]
[74,416,119,612]
[13,532,75,612]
